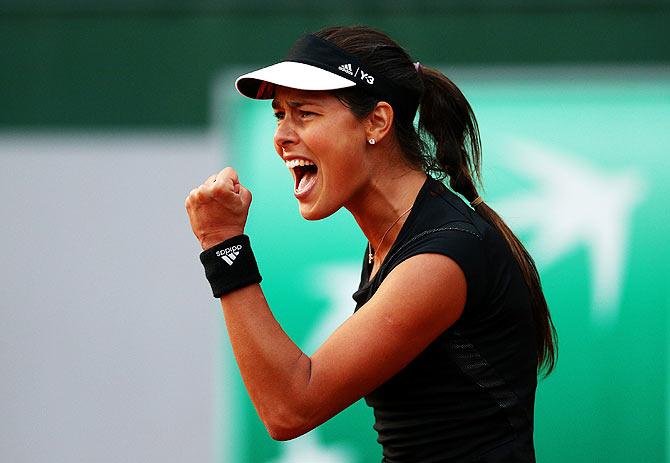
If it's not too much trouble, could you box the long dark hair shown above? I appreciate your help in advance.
[314,25,557,377]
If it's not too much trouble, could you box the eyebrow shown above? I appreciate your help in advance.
[271,99,320,110]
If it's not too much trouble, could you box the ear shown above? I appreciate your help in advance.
[365,101,394,144]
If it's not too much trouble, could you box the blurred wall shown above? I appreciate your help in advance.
[0,133,223,462]
[2,1,669,128]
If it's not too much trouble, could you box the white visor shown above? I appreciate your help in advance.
[235,61,356,100]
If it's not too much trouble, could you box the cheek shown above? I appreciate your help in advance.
[316,120,365,161]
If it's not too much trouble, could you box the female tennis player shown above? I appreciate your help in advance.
[185,25,557,462]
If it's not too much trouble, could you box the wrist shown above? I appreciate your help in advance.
[200,229,245,251]
[199,234,262,297]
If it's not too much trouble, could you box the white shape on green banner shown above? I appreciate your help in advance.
[495,137,646,323]
[266,432,355,463]
[267,263,361,463]
[305,263,362,353]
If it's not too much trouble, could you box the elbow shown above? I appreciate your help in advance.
[260,354,319,441]
[261,403,316,441]
[267,425,305,442]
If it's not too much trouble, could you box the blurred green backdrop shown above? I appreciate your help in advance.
[2,0,670,127]
[219,69,669,462]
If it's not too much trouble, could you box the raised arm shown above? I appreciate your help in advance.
[220,252,465,440]
[186,168,466,440]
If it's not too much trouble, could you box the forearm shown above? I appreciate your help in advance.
[219,283,315,439]
[185,170,330,438]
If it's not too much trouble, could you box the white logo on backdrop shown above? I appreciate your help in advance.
[266,433,354,463]
[268,264,360,463]
[494,137,646,323]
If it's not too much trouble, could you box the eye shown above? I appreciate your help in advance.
[300,110,315,118]
[273,111,285,121]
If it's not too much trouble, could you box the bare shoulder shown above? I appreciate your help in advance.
[307,253,466,415]
[365,253,466,337]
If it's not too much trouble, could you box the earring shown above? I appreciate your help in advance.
[368,138,376,145]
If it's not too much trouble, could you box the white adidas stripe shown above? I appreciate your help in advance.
[220,250,240,266]
[338,63,353,75]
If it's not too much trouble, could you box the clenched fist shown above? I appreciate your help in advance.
[185,167,253,250]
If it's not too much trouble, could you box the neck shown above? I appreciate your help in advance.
[346,167,427,262]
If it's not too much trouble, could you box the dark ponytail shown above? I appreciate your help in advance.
[315,25,557,377]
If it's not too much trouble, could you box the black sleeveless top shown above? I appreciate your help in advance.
[352,177,538,462]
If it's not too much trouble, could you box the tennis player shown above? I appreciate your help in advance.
[186,25,557,462]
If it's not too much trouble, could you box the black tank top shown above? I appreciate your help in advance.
[352,177,538,462]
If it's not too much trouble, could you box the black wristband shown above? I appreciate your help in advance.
[199,234,262,298]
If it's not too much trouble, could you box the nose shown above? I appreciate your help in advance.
[274,120,298,157]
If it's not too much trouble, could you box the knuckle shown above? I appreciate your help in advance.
[212,180,226,192]
[220,166,238,180]
[211,185,228,199]
[194,187,206,202]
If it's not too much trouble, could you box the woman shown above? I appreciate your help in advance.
[186,26,557,462]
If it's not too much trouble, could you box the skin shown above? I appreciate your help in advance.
[185,86,467,440]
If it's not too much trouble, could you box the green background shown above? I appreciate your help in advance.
[3,1,670,128]
[220,70,669,462]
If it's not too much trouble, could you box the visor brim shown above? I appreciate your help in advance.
[235,61,356,99]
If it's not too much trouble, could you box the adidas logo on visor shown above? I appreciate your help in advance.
[337,63,375,85]
[338,63,354,75]
[216,245,242,266]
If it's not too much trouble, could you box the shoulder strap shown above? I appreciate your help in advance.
[369,224,482,295]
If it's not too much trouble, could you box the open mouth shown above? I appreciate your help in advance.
[286,159,318,195]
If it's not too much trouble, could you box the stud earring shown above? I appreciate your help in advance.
[368,138,376,145]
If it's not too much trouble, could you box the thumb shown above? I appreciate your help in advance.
[238,184,253,208]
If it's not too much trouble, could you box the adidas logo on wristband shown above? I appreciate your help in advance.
[200,235,262,298]
[216,245,242,266]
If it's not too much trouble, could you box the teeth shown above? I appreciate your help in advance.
[285,159,315,169]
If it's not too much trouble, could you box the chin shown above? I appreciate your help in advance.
[298,202,339,221]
